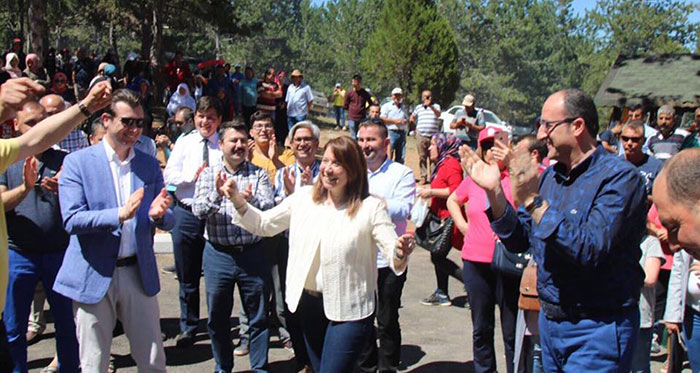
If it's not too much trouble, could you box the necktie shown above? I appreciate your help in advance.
[202,138,209,164]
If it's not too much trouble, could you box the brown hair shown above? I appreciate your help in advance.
[105,89,142,116]
[312,136,369,218]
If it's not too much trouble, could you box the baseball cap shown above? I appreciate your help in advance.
[391,87,403,95]
[104,64,117,77]
[335,83,341,88]
[478,127,503,146]
[462,94,475,107]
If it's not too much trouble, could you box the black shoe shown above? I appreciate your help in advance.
[175,331,195,348]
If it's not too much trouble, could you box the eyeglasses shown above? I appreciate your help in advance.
[253,124,274,131]
[119,117,145,128]
[621,135,643,143]
[293,136,316,144]
[538,117,577,135]
[423,95,431,99]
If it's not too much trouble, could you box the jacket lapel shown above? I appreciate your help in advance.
[92,145,119,208]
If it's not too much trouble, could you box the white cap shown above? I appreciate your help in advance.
[335,82,341,87]
[391,87,403,95]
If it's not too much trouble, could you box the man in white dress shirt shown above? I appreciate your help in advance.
[163,96,224,347]
[356,119,416,373]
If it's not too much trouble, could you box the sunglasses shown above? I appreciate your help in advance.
[119,117,145,128]
[621,135,643,143]
[423,96,431,99]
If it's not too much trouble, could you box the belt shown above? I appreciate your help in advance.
[116,256,137,267]
[389,128,405,133]
[212,242,255,255]
[303,289,322,298]
[540,299,634,321]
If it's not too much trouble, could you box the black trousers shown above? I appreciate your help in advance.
[0,316,13,373]
[462,260,519,373]
[357,267,407,373]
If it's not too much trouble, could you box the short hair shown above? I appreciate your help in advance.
[90,116,104,134]
[621,119,645,137]
[658,105,675,116]
[175,106,194,122]
[629,104,644,112]
[352,74,362,81]
[105,89,142,116]
[250,110,273,125]
[217,118,248,140]
[662,148,700,208]
[358,119,388,139]
[562,89,599,136]
[518,134,548,162]
[290,120,320,140]
[196,96,222,118]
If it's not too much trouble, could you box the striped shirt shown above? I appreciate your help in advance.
[192,161,275,246]
[58,129,89,153]
[648,128,689,161]
[412,104,441,136]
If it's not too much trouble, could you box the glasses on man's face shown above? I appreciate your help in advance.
[423,95,431,99]
[253,124,274,132]
[621,135,643,143]
[293,136,316,144]
[538,117,577,135]
[119,117,145,129]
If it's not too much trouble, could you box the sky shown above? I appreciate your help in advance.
[311,0,700,23]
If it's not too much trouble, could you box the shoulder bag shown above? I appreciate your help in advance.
[415,211,453,258]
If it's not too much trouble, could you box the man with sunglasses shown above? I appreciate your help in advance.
[621,120,663,200]
[55,88,174,371]
[463,89,647,372]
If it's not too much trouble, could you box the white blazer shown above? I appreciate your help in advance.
[233,186,406,321]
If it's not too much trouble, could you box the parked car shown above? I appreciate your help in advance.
[440,105,511,142]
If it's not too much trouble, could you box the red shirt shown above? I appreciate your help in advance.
[428,156,464,247]
[647,204,674,271]
[344,88,373,121]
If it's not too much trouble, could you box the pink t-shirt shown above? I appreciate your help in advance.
[455,173,513,263]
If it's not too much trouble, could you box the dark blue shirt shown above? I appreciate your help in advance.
[0,149,69,253]
[491,146,646,310]
[629,154,663,198]
[599,129,618,147]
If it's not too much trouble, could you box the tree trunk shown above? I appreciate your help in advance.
[140,3,152,60]
[108,18,120,77]
[149,0,165,104]
[28,0,48,62]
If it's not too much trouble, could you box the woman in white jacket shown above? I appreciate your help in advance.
[223,135,414,373]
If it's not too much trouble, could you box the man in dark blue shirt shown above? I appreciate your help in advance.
[0,101,78,372]
[621,119,663,201]
[461,89,646,372]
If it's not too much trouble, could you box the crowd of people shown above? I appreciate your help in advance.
[0,42,699,373]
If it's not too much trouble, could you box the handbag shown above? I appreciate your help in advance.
[414,211,453,258]
[518,264,540,311]
[491,240,530,278]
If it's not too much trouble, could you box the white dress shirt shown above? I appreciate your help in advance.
[103,140,136,258]
[367,158,416,268]
[163,131,222,205]
[233,186,406,321]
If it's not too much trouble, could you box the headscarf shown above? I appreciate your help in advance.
[51,72,69,93]
[167,82,196,116]
[4,53,21,78]
[431,132,461,182]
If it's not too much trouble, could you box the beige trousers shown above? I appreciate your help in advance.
[417,133,433,180]
[73,265,166,373]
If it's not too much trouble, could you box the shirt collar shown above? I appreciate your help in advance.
[552,145,603,182]
[367,157,391,177]
[295,159,320,174]
[200,131,219,144]
[103,138,135,165]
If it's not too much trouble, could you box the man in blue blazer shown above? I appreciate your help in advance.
[55,89,174,373]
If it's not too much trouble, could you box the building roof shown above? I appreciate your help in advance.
[594,54,700,108]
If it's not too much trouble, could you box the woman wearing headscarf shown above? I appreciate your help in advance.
[4,53,22,78]
[447,127,518,373]
[417,132,465,307]
[49,72,77,104]
[167,82,196,117]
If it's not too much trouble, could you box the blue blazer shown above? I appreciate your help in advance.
[54,144,174,304]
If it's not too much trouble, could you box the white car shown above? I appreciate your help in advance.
[440,105,511,140]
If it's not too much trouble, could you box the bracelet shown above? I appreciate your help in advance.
[77,102,91,117]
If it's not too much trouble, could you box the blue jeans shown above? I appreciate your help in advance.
[539,306,639,372]
[462,260,518,373]
[631,327,652,373]
[348,120,360,140]
[297,291,373,373]
[334,106,345,128]
[203,241,269,373]
[171,204,206,335]
[388,130,406,164]
[287,115,307,131]
[3,250,79,373]
[684,307,700,372]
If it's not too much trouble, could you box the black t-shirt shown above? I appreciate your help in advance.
[0,149,69,253]
[73,58,95,88]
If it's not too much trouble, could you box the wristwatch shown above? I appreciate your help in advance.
[525,195,544,214]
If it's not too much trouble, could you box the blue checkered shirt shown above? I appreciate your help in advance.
[192,161,275,246]
[58,129,89,153]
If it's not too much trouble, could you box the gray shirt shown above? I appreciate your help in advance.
[639,235,666,328]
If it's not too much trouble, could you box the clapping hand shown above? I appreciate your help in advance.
[282,167,296,195]
[491,139,512,169]
[508,147,540,207]
[460,145,502,193]
[247,139,255,161]
[239,183,254,201]
[395,234,415,259]
[149,188,173,220]
[267,134,278,159]
[41,167,61,194]
[119,187,144,222]
[193,162,207,182]
[22,157,38,191]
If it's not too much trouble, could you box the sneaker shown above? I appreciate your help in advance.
[175,331,195,348]
[234,340,249,356]
[650,338,661,354]
[283,339,294,351]
[26,324,46,344]
[420,290,452,306]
